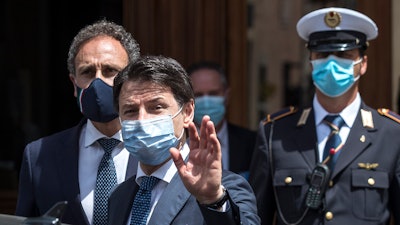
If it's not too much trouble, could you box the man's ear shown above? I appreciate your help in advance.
[183,99,195,128]
[360,55,368,76]
[69,74,78,97]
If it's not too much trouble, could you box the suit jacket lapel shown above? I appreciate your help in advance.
[111,177,139,225]
[148,173,191,225]
[58,119,90,225]
[126,154,138,180]
[57,126,80,198]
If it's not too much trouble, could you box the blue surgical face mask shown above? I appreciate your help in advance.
[76,78,118,122]
[311,55,362,97]
[121,107,184,166]
[194,96,225,126]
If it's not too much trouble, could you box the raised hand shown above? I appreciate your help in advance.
[170,115,224,204]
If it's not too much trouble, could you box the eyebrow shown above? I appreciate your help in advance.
[76,64,95,72]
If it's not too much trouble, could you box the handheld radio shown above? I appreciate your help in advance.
[305,163,330,209]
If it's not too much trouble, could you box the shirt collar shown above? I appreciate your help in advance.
[83,119,123,147]
[313,93,361,128]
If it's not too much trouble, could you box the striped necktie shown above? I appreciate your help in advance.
[322,115,345,171]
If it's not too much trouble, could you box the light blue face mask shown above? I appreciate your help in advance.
[311,55,362,97]
[121,107,184,166]
[194,95,225,126]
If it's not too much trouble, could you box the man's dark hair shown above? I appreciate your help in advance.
[186,61,228,89]
[67,18,140,75]
[113,55,194,112]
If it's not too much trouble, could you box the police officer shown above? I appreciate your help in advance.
[249,7,400,225]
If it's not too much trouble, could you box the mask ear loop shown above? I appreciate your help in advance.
[352,57,363,81]
[172,105,186,147]
[173,105,185,134]
[172,105,184,118]
[177,128,185,140]
[172,105,185,136]
[353,57,363,66]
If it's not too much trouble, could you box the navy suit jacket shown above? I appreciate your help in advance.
[108,170,260,225]
[249,103,400,225]
[15,119,138,225]
[227,123,257,177]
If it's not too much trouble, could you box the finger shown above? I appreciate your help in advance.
[170,147,185,173]
[188,122,200,149]
[209,133,221,157]
[206,120,221,157]
[206,119,217,136]
[199,115,210,149]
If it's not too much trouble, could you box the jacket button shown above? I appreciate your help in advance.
[325,211,333,220]
[284,176,292,184]
[368,178,375,186]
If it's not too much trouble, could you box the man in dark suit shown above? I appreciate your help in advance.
[108,55,260,225]
[249,7,400,225]
[16,19,140,225]
[187,61,257,179]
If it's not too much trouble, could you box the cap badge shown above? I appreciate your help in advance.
[324,11,342,28]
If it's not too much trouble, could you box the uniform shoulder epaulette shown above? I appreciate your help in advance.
[263,106,298,124]
[377,108,400,124]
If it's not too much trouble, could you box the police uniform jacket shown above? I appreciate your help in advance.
[249,102,400,225]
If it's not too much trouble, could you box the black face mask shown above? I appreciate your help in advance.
[76,78,118,122]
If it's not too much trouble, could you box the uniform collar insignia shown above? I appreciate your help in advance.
[297,107,311,127]
[361,109,374,128]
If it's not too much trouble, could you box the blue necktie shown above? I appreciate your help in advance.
[322,115,345,171]
[130,176,160,225]
[93,138,121,225]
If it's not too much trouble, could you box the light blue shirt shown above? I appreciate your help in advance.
[314,93,361,162]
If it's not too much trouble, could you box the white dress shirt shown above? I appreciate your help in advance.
[78,119,130,224]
